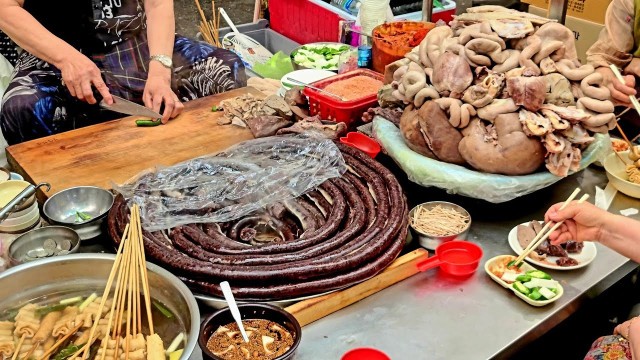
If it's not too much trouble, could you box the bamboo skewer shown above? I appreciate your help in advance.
[21,341,38,360]
[81,224,129,360]
[12,335,26,360]
[38,322,83,360]
[509,188,581,268]
[133,206,154,334]
[517,194,591,263]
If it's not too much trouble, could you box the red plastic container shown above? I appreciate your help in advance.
[303,69,383,126]
[340,132,381,158]
[416,241,483,277]
[341,348,390,360]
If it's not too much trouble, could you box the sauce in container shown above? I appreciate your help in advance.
[372,21,435,73]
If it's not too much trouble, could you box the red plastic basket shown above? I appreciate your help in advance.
[270,0,342,44]
[303,69,383,126]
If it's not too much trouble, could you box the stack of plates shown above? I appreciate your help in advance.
[0,181,40,233]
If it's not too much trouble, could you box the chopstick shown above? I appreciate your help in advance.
[515,193,590,267]
[509,188,581,268]
[610,64,640,117]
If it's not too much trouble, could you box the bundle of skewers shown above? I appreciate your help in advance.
[196,0,221,47]
[2,205,166,360]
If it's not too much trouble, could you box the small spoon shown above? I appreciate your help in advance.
[285,78,346,101]
[220,281,249,343]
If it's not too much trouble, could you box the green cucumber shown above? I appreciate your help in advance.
[513,281,530,295]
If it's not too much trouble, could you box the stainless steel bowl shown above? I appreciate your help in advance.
[8,226,80,266]
[408,201,472,250]
[0,254,200,360]
[43,186,114,240]
[290,42,355,71]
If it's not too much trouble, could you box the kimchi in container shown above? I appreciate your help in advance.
[372,21,435,73]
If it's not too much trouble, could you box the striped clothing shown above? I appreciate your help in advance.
[0,32,246,144]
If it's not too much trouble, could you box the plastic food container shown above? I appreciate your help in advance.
[304,69,383,126]
[342,348,390,360]
[372,21,435,73]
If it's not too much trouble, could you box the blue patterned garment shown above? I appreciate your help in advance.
[0,32,246,145]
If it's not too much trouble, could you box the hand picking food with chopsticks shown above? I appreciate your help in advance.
[0,205,185,360]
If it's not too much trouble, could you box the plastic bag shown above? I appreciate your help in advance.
[115,135,346,231]
[373,117,610,203]
[252,51,294,80]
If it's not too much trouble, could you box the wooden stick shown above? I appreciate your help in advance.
[253,0,261,22]
[11,334,26,360]
[518,194,590,264]
[511,187,581,267]
[617,123,634,149]
[134,205,154,334]
[38,323,83,360]
[286,249,428,326]
[113,223,133,360]
[82,225,129,360]
[615,149,629,165]
[20,340,39,360]
[610,64,640,117]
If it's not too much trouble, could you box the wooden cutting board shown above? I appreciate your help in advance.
[7,87,261,200]
[285,248,429,327]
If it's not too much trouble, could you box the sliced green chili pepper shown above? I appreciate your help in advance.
[75,211,92,222]
[152,300,174,318]
[211,105,220,112]
[136,119,162,127]
[53,343,83,360]
[36,303,68,317]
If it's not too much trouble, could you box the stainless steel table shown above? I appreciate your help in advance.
[289,167,638,360]
[85,166,637,360]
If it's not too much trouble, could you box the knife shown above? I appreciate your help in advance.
[99,95,163,119]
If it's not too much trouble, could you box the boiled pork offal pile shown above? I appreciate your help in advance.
[387,6,613,177]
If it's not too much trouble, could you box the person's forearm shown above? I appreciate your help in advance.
[144,0,175,79]
[600,214,640,262]
[0,0,77,67]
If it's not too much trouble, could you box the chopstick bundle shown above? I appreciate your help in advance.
[511,191,590,268]
[195,0,221,47]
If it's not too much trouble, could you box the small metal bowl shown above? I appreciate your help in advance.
[43,186,114,240]
[408,201,472,250]
[8,226,80,266]
[199,303,302,360]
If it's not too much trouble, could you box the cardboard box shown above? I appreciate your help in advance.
[529,5,604,64]
[523,0,611,24]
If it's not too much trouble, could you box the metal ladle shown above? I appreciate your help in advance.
[0,182,51,223]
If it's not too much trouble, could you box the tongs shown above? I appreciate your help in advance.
[0,182,51,223]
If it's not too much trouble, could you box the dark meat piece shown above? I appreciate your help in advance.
[239,228,257,242]
[530,221,543,235]
[362,107,403,125]
[276,116,347,140]
[517,224,536,249]
[536,239,550,255]
[262,95,293,119]
[245,116,293,138]
[563,241,584,254]
[284,86,307,107]
[546,244,568,257]
[556,257,579,267]
[506,76,546,112]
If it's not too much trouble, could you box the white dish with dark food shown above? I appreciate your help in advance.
[485,255,564,307]
[508,221,597,270]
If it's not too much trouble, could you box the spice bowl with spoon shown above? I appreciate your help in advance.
[409,201,472,250]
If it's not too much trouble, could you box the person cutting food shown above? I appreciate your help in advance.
[545,201,640,359]
[0,0,245,145]
[587,0,640,135]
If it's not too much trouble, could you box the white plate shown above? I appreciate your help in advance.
[485,255,564,307]
[508,222,597,270]
[280,69,335,90]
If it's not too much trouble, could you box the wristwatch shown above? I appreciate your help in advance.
[150,54,173,68]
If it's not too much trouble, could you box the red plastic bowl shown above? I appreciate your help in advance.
[416,241,483,277]
[340,132,381,158]
[303,69,383,126]
[341,348,391,360]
